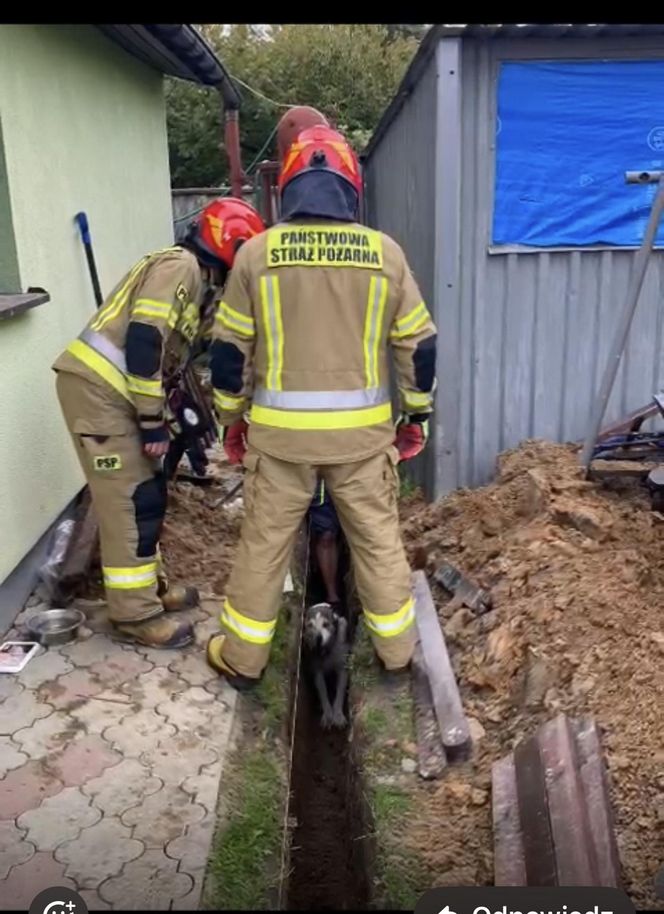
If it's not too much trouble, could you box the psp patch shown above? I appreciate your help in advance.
[93,455,123,472]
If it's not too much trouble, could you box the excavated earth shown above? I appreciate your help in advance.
[400,440,664,909]
[159,440,663,909]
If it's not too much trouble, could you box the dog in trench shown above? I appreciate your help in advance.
[302,602,350,729]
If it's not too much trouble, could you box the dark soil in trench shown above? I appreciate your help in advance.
[286,537,372,911]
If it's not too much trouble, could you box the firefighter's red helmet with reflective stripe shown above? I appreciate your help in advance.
[278,126,362,198]
[188,198,265,270]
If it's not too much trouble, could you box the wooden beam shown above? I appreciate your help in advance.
[412,571,472,760]
[492,754,527,885]
[538,714,599,885]
[514,735,557,886]
[411,642,447,779]
[571,717,622,889]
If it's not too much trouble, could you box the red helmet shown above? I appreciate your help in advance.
[278,126,362,199]
[277,106,330,164]
[187,197,265,270]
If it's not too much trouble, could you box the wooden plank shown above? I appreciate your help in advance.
[514,735,557,886]
[0,291,50,320]
[571,716,622,888]
[538,714,599,885]
[492,753,527,886]
[411,642,447,779]
[412,571,472,760]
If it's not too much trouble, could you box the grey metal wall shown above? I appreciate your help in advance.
[364,54,438,492]
[454,36,664,490]
[368,34,664,498]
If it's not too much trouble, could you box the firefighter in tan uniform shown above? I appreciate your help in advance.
[207,126,437,690]
[52,198,266,649]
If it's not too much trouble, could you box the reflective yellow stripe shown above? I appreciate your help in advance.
[260,275,284,391]
[91,246,181,332]
[133,299,177,328]
[401,389,433,411]
[363,276,388,388]
[364,598,415,638]
[250,402,391,430]
[103,562,158,590]
[126,374,163,398]
[66,339,131,402]
[216,302,256,337]
[221,599,276,645]
[391,302,430,340]
[214,390,246,411]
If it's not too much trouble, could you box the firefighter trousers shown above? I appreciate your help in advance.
[220,444,416,678]
[55,370,167,624]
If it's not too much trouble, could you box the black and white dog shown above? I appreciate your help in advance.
[302,602,350,730]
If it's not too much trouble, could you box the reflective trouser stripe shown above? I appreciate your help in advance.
[260,275,284,390]
[103,562,159,590]
[253,387,389,409]
[363,276,388,388]
[66,339,132,402]
[220,599,276,645]
[391,301,430,339]
[250,402,392,430]
[364,597,415,638]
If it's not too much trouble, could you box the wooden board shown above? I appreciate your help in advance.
[411,642,447,779]
[538,714,598,885]
[571,716,622,888]
[514,735,557,886]
[492,754,527,886]
[412,571,472,760]
[493,714,622,888]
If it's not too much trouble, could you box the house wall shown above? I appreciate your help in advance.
[0,24,174,583]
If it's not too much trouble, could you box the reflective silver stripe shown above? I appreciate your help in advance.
[253,387,389,410]
[80,328,127,373]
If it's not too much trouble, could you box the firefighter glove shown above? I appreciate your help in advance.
[223,419,249,465]
[395,413,429,462]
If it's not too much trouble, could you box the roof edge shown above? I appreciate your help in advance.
[98,25,240,108]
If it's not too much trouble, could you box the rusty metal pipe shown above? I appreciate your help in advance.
[222,102,244,199]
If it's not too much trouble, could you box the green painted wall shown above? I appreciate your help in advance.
[0,25,175,583]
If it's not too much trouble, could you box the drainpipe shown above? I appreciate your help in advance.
[222,98,245,199]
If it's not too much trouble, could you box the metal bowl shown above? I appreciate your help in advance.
[26,608,85,646]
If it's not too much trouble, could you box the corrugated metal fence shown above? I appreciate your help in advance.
[365,35,664,498]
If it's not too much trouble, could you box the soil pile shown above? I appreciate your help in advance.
[399,440,664,908]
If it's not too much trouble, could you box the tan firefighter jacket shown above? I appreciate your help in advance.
[209,220,437,465]
[53,246,210,438]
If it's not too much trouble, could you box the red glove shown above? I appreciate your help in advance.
[223,419,248,464]
[395,415,429,462]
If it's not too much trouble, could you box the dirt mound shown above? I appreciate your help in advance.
[400,440,664,908]
[160,454,243,596]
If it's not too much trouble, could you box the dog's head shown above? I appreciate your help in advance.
[303,602,338,652]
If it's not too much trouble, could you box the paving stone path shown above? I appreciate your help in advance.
[0,597,236,910]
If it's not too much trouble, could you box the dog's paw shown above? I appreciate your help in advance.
[331,709,347,729]
[320,710,334,730]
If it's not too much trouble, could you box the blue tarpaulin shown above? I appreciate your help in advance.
[493,59,664,248]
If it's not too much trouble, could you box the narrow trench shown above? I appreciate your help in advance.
[285,533,373,911]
